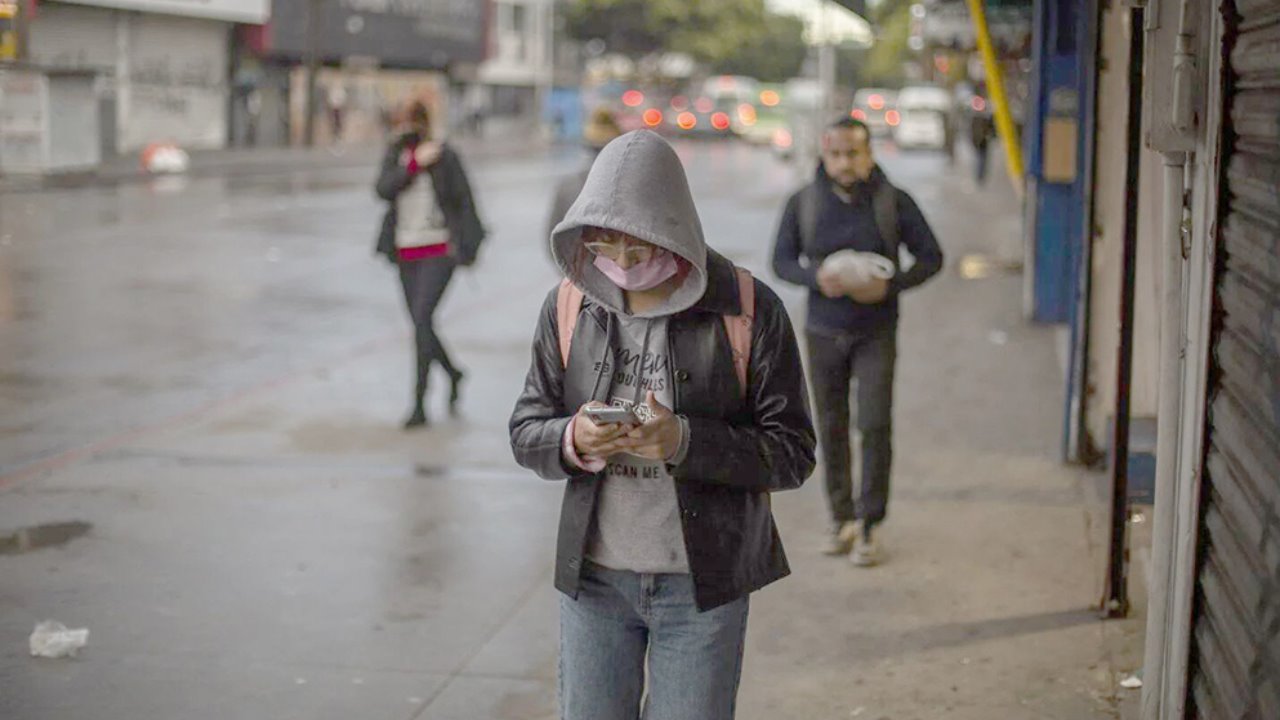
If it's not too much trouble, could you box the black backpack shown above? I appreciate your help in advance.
[797,178,900,266]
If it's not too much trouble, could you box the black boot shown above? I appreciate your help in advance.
[448,370,465,417]
[403,406,428,429]
[404,352,430,429]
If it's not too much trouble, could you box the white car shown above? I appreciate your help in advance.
[893,86,951,150]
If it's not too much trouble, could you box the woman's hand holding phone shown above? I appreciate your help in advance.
[573,403,636,458]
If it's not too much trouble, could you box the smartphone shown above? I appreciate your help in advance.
[583,406,638,426]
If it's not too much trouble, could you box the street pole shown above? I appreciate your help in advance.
[536,0,554,140]
[811,0,836,171]
[18,0,27,62]
[966,0,1024,196]
[1102,4,1147,621]
[303,0,320,147]
[819,0,836,119]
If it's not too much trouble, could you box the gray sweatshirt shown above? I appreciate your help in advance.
[549,130,711,574]
[585,315,689,572]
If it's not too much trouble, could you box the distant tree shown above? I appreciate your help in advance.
[563,0,665,60]
[861,0,913,87]
[564,0,805,81]
[707,12,807,82]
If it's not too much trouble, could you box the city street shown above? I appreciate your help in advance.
[0,138,1142,719]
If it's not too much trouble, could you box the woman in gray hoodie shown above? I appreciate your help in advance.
[510,130,815,719]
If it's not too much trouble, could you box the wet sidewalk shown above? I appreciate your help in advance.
[0,121,549,194]
[0,139,1143,719]
[745,144,1146,719]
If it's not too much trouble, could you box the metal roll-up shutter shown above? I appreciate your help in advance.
[1189,2,1280,718]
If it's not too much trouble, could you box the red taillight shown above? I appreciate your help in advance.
[677,112,698,130]
[851,109,867,121]
[760,90,780,107]
[643,108,664,127]
[695,97,714,114]
[738,104,757,126]
[885,110,901,126]
[869,94,885,110]
[711,112,731,130]
[622,90,644,107]
[971,97,988,112]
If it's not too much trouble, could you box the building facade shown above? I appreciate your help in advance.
[1030,0,1280,715]
[26,0,269,154]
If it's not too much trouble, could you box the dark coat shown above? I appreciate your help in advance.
[509,250,817,611]
[375,133,486,266]
[771,165,944,334]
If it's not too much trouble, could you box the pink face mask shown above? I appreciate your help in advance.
[593,250,680,292]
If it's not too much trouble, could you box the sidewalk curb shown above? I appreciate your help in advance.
[0,135,547,194]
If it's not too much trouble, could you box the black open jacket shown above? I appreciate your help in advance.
[374,133,485,265]
[509,251,816,611]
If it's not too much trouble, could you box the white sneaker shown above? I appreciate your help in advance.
[850,525,880,567]
[822,521,859,556]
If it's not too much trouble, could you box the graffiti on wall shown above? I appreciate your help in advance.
[0,70,47,172]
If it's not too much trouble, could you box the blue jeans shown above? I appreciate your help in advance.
[559,560,750,720]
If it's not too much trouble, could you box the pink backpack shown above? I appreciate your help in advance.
[555,268,756,396]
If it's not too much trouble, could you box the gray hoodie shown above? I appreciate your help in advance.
[551,130,709,318]
[550,130,709,574]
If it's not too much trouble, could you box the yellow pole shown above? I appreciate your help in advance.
[966,0,1025,195]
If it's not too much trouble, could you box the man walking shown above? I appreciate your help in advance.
[772,118,943,566]
[970,106,995,185]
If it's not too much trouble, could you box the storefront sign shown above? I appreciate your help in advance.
[57,0,269,23]
[269,0,488,69]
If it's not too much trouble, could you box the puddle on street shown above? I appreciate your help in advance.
[0,521,92,556]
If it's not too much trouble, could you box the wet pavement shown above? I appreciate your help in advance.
[0,139,1141,719]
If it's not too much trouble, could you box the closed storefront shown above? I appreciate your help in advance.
[27,3,115,69]
[1187,1,1280,717]
[243,0,488,146]
[119,12,229,151]
[26,0,268,153]
[26,3,117,156]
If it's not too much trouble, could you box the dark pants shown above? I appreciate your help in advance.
[805,326,897,527]
[974,141,990,184]
[398,257,459,408]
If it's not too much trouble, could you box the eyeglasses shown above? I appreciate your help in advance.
[584,233,658,264]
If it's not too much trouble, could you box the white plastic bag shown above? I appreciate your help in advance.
[29,620,89,658]
[820,250,896,288]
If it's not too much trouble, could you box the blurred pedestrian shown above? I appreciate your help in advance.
[970,110,995,184]
[510,130,815,720]
[545,106,623,253]
[943,100,959,166]
[772,117,944,567]
[328,85,348,143]
[375,101,486,428]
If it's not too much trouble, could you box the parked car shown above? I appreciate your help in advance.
[851,88,899,137]
[736,83,785,145]
[662,93,736,139]
[893,85,951,150]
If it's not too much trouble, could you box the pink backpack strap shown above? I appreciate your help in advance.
[557,272,753,393]
[556,279,584,369]
[722,267,755,396]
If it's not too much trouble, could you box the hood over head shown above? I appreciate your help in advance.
[551,130,708,318]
